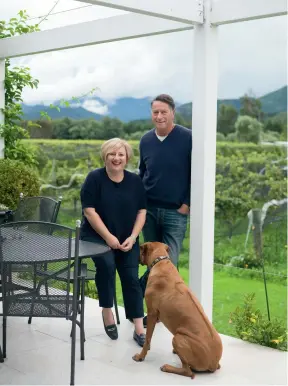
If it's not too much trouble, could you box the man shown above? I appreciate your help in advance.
[138,94,192,326]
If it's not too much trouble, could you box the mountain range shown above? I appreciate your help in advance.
[177,86,287,120]
[22,86,287,123]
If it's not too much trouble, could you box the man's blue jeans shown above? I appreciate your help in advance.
[139,207,188,296]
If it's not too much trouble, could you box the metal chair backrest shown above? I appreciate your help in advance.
[12,194,62,224]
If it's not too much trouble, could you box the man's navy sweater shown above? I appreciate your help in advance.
[139,124,192,209]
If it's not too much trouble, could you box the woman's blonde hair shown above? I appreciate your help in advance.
[101,138,133,162]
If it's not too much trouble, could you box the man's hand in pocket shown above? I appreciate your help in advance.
[177,204,189,215]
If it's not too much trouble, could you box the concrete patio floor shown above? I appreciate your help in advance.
[0,296,287,385]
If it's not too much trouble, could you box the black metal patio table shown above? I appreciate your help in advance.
[0,230,110,264]
[0,226,110,365]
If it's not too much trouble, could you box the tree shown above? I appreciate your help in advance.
[240,92,263,121]
[123,120,152,136]
[52,117,74,139]
[100,117,124,139]
[23,119,54,139]
[0,11,40,165]
[264,113,286,134]
[68,119,103,139]
[217,104,238,135]
[175,113,191,128]
[235,115,263,144]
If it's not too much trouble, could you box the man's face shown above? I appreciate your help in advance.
[151,101,175,133]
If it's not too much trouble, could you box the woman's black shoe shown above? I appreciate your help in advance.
[102,312,118,340]
[133,331,146,347]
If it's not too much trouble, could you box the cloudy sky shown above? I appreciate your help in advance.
[1,0,287,111]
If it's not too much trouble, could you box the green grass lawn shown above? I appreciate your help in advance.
[114,266,287,338]
[211,271,287,336]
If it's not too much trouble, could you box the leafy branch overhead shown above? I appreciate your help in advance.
[0,10,40,165]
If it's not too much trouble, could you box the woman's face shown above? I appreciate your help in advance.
[105,146,127,173]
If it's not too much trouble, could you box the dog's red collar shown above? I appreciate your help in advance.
[149,255,170,269]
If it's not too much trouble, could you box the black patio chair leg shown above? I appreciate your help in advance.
[70,276,86,342]
[114,282,120,325]
[44,282,53,315]
[3,315,7,358]
[70,308,77,386]
[80,276,85,361]
[28,263,37,325]
[8,266,13,296]
[77,276,81,313]
[0,344,4,363]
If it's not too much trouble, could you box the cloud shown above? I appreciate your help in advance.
[82,99,109,115]
[2,1,287,104]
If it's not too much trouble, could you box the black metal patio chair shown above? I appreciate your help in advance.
[0,193,62,303]
[0,220,84,385]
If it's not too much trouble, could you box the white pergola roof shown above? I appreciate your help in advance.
[0,0,287,320]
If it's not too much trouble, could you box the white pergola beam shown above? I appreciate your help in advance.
[78,0,203,25]
[0,14,193,59]
[0,60,4,159]
[211,0,287,25]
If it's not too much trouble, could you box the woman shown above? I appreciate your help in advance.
[80,138,146,347]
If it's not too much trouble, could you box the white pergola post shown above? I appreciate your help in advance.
[189,0,218,321]
[0,60,4,159]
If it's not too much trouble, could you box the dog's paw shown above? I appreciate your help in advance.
[160,364,168,372]
[132,353,144,362]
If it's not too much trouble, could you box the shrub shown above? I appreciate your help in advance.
[264,115,286,134]
[230,293,287,351]
[226,132,237,142]
[227,250,262,269]
[217,132,226,141]
[261,131,280,143]
[0,159,40,209]
[235,115,263,144]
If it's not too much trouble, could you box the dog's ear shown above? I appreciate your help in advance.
[140,242,151,265]
[163,243,169,252]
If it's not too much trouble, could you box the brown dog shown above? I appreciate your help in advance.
[133,242,223,379]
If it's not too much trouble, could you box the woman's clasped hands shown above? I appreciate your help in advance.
[105,233,136,252]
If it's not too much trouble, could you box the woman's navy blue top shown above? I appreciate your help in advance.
[80,167,146,243]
